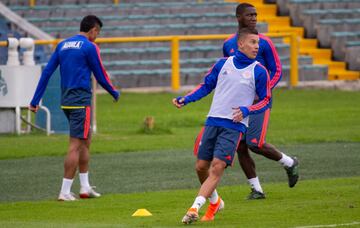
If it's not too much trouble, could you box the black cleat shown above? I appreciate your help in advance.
[247,188,266,200]
[285,157,299,188]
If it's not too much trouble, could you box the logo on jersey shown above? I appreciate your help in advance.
[61,41,83,50]
[242,70,252,79]
[222,68,232,76]
[251,138,258,144]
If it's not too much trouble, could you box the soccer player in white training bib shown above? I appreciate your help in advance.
[172,28,271,224]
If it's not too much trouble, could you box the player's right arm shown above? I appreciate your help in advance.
[173,58,226,108]
[29,45,60,112]
[259,34,282,89]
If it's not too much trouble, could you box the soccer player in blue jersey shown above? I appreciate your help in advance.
[223,3,299,199]
[174,28,271,224]
[29,15,120,201]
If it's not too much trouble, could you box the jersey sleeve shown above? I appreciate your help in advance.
[260,35,282,89]
[183,58,227,104]
[223,42,230,57]
[30,44,60,106]
[239,64,271,118]
[223,34,236,57]
[86,43,119,100]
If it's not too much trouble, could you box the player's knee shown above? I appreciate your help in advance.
[195,162,208,174]
[236,141,249,156]
[248,145,262,154]
[210,159,226,173]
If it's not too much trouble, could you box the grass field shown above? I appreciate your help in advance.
[0,89,359,227]
[1,89,360,159]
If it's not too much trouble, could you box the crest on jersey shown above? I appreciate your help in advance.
[242,70,252,79]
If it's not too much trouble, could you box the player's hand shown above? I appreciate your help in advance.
[115,91,121,102]
[172,96,185,108]
[232,107,243,122]
[29,105,39,113]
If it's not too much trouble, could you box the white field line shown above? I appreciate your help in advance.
[294,221,360,228]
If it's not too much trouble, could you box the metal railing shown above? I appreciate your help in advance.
[0,33,299,90]
[27,0,211,7]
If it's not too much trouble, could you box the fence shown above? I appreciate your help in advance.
[0,33,299,90]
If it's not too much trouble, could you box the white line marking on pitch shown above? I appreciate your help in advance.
[294,221,360,228]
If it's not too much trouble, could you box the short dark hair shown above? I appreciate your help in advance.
[237,27,258,42]
[236,3,255,17]
[80,15,103,32]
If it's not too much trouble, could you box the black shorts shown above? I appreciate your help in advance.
[63,106,91,139]
[245,109,271,148]
[194,126,243,166]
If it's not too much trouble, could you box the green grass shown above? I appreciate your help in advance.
[1,89,359,227]
[1,142,359,202]
[0,177,359,228]
[0,89,360,159]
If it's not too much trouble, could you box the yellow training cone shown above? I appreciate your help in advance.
[132,209,152,217]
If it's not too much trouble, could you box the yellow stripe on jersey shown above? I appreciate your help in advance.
[61,106,86,109]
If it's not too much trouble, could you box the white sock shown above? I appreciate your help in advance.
[79,172,91,189]
[278,153,294,167]
[191,196,206,211]
[60,178,73,194]
[209,189,219,204]
[248,177,263,193]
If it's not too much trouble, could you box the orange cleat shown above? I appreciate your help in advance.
[201,198,225,222]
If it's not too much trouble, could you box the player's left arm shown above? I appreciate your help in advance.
[260,35,282,89]
[87,43,120,101]
[236,65,271,120]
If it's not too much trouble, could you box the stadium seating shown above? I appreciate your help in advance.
[301,9,360,38]
[331,32,360,61]
[316,19,360,47]
[5,0,331,87]
[277,0,360,80]
[345,41,360,71]
[286,0,360,27]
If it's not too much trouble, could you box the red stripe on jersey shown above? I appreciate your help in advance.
[259,34,282,89]
[224,33,236,43]
[94,43,116,91]
[249,64,271,112]
[186,83,203,97]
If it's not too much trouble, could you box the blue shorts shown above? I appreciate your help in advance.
[194,126,243,166]
[63,106,91,139]
[245,109,271,148]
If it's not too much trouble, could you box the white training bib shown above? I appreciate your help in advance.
[207,56,258,127]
